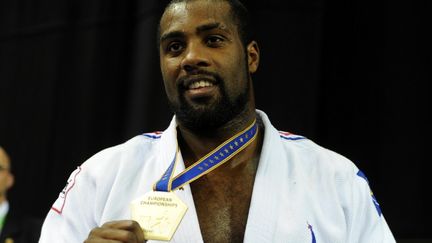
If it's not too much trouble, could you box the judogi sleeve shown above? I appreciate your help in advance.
[39,164,97,243]
[344,168,396,242]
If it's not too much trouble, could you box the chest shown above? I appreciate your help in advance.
[190,164,257,243]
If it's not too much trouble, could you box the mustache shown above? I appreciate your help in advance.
[177,70,222,89]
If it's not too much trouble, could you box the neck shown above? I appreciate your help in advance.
[177,107,260,167]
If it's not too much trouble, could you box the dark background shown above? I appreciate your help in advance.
[0,0,430,240]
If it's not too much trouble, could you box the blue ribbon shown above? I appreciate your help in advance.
[154,120,258,192]
[154,150,178,191]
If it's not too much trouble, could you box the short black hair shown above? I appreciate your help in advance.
[158,0,253,47]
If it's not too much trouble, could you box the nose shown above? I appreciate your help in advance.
[180,43,210,72]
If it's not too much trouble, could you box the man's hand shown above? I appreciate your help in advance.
[84,220,145,243]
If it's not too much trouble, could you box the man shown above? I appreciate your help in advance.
[39,0,396,242]
[0,147,42,243]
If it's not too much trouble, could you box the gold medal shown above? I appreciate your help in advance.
[130,191,188,241]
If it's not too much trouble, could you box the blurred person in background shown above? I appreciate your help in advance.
[0,146,41,243]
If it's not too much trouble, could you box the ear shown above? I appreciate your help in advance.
[6,173,14,189]
[247,41,260,74]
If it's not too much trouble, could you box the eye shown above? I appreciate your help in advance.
[167,42,184,53]
[206,35,225,46]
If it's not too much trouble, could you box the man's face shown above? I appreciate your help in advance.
[0,149,13,201]
[159,1,258,131]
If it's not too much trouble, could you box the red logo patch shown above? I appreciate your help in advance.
[51,166,82,214]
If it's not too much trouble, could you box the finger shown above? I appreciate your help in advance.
[88,228,139,242]
[84,239,122,243]
[86,226,124,242]
[102,220,139,230]
[101,220,145,242]
[127,221,145,242]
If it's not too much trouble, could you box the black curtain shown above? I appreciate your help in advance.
[0,0,429,239]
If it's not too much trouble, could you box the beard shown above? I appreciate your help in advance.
[169,72,250,133]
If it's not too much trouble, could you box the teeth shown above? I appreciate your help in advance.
[189,80,213,89]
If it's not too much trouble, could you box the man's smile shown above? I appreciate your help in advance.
[179,75,220,99]
[188,80,214,89]
[185,83,218,99]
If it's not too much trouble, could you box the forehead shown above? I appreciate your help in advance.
[160,1,236,37]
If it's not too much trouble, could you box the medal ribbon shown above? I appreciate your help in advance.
[154,120,258,192]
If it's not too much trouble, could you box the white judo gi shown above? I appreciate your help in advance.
[39,110,395,243]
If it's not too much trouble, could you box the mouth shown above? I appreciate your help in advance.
[181,76,217,89]
[180,76,219,99]
[188,80,214,89]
